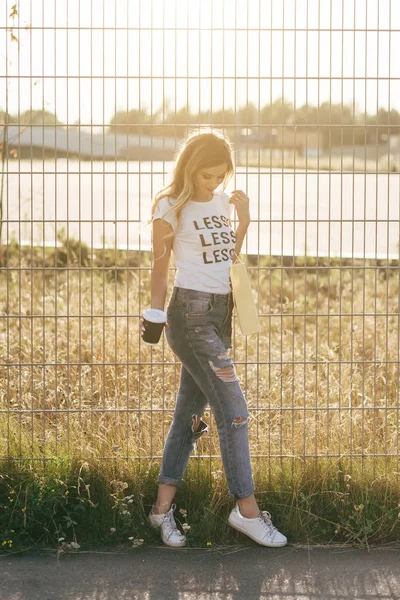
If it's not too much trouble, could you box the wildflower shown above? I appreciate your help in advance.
[206,541,212,546]
[9,490,14,495]
[110,528,116,533]
[211,470,224,481]
[110,480,128,492]
[179,508,187,518]
[130,538,144,548]
[182,523,191,533]
[10,530,15,534]
[65,490,69,495]
[70,542,80,550]
[9,498,14,503]
[51,489,55,493]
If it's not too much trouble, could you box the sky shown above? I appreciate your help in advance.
[1,0,400,128]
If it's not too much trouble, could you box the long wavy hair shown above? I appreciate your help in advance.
[151,129,234,239]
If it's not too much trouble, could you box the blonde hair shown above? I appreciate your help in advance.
[151,129,234,239]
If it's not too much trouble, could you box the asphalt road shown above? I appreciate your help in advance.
[1,545,400,600]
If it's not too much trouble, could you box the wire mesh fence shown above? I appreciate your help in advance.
[0,0,399,481]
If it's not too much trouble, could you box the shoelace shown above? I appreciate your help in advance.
[259,511,278,537]
[163,509,184,542]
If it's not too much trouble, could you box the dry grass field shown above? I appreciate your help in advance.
[0,242,399,471]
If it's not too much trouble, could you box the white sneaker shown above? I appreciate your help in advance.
[228,504,287,547]
[148,503,186,548]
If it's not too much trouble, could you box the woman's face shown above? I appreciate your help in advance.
[193,162,228,200]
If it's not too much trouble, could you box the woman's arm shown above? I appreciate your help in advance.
[151,218,174,310]
[229,190,251,261]
[233,222,250,259]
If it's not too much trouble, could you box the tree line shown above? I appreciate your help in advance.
[2,101,400,149]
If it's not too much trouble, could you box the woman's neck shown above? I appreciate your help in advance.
[192,191,214,203]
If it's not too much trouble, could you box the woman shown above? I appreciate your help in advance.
[143,130,287,548]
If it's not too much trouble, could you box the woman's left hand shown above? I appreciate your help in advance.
[229,190,251,227]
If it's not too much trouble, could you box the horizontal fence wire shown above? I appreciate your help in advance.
[0,0,399,482]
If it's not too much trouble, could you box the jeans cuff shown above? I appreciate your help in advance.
[230,486,256,500]
[158,475,182,488]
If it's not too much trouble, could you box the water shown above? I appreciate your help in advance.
[3,159,399,259]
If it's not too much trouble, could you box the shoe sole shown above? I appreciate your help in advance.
[228,516,287,548]
[160,536,186,548]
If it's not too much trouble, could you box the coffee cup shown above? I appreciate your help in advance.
[141,308,167,345]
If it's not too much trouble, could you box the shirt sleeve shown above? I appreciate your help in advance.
[152,197,178,231]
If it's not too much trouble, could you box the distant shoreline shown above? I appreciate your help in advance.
[4,152,398,173]
[236,149,400,173]
[4,125,399,172]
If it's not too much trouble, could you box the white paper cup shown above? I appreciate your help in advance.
[142,309,167,345]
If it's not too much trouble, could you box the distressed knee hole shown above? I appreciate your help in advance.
[208,360,239,383]
[232,416,250,428]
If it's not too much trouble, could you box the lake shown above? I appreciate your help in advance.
[3,159,399,259]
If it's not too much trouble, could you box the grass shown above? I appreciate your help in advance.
[0,238,399,552]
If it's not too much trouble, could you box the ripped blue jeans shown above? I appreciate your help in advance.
[158,286,255,499]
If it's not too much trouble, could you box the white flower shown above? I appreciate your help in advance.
[70,542,80,550]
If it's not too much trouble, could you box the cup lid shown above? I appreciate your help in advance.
[143,308,167,323]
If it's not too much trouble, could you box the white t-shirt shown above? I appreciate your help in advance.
[153,193,236,294]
